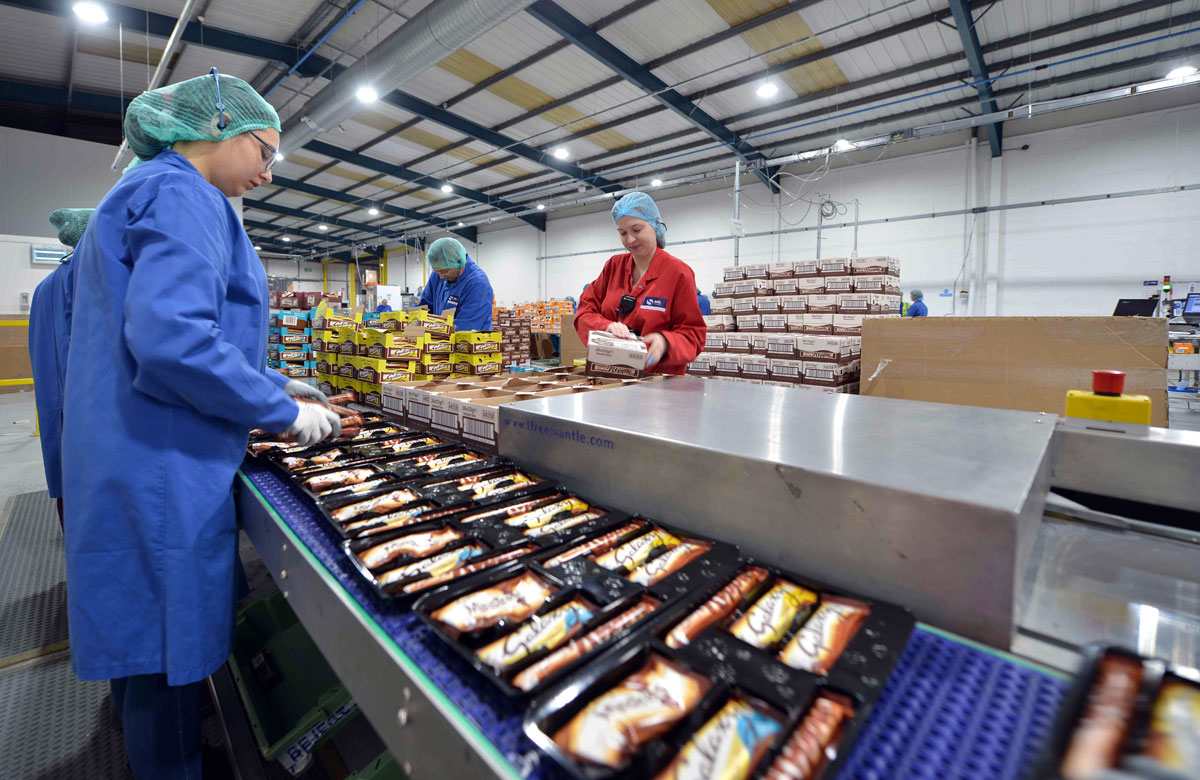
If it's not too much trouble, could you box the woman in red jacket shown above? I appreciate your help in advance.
[575,192,706,374]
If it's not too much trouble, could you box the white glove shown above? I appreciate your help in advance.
[285,404,341,447]
[284,379,328,403]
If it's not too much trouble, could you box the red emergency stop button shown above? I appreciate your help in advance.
[1092,370,1125,395]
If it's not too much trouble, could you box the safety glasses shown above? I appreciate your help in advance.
[210,67,278,172]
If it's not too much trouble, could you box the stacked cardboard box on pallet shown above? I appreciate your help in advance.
[268,310,315,377]
[494,307,533,366]
[691,257,902,392]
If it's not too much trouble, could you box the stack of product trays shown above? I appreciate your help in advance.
[688,257,902,393]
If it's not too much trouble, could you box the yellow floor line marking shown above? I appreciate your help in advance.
[0,640,71,673]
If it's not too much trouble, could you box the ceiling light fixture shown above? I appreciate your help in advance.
[368,207,379,216]
[536,203,545,210]
[832,138,856,152]
[756,82,779,99]
[552,146,570,160]
[457,222,465,227]
[356,85,379,103]
[317,224,329,231]
[254,245,262,251]
[1167,65,1198,79]
[651,178,662,187]
[281,236,292,242]
[274,152,285,163]
[72,2,108,23]
[440,184,453,193]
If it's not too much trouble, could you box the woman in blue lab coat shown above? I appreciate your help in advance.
[418,237,495,330]
[61,71,340,779]
[28,208,91,528]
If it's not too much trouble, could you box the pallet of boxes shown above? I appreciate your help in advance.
[493,307,533,368]
[311,305,415,406]
[688,257,901,392]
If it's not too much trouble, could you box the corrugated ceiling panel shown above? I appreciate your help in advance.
[549,0,632,27]
[0,6,73,85]
[203,0,330,47]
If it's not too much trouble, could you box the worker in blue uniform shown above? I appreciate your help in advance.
[697,288,712,316]
[907,289,929,317]
[28,208,92,529]
[377,297,393,313]
[418,237,494,330]
[60,71,340,780]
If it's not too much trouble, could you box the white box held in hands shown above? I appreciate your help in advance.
[586,331,648,379]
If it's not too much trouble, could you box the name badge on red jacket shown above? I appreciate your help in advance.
[641,296,668,312]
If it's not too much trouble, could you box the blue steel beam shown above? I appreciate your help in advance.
[244,218,353,248]
[303,140,545,231]
[526,0,778,193]
[243,198,417,248]
[268,176,478,243]
[947,0,1002,157]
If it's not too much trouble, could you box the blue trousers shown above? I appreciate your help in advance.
[110,674,204,780]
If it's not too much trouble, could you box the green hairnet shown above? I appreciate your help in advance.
[124,72,280,162]
[428,237,467,270]
[612,191,666,247]
[49,208,94,248]
[910,289,924,300]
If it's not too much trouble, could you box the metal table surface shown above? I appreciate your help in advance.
[235,460,1068,780]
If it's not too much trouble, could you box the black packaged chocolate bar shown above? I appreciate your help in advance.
[342,492,634,607]
[655,560,914,710]
[1032,644,1199,780]
[525,636,885,780]
[413,466,557,508]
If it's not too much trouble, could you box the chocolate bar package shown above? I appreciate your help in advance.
[1034,644,1200,780]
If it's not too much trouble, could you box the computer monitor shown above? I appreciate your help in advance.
[1113,298,1159,317]
[1183,293,1200,324]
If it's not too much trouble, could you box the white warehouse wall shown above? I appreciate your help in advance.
[470,103,1200,317]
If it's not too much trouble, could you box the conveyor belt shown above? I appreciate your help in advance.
[240,461,1067,780]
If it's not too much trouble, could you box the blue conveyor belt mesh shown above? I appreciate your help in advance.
[241,461,1066,780]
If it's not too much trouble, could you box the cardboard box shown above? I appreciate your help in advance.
[807,295,840,314]
[722,266,745,282]
[768,262,795,279]
[742,264,769,280]
[755,295,781,314]
[833,313,864,335]
[724,333,753,353]
[586,331,647,379]
[736,314,763,332]
[824,276,855,295]
[772,279,801,296]
[802,314,834,334]
[704,332,727,352]
[703,315,735,332]
[851,256,900,276]
[802,360,856,387]
[861,316,1169,427]
[797,335,854,362]
[453,330,502,354]
[779,295,808,314]
[749,333,772,355]
[731,280,760,299]
[559,314,585,367]
[711,298,733,314]
[712,353,742,378]
[410,308,454,336]
[837,293,870,314]
[713,282,737,299]
[769,358,803,383]
[687,352,715,376]
[740,354,770,380]
[794,259,821,277]
[765,334,797,359]
[378,311,408,331]
[731,298,758,315]
[795,277,826,295]
[819,257,850,276]
[452,354,504,376]
[761,314,788,333]
[419,335,454,356]
[786,314,806,333]
[853,275,901,295]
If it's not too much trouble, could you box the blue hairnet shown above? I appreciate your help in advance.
[910,289,924,300]
[124,72,280,162]
[612,191,666,247]
[428,237,467,269]
[49,208,94,248]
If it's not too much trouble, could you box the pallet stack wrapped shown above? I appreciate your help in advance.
[688,257,902,393]
[494,307,533,366]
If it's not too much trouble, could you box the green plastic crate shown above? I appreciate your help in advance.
[346,752,409,780]
[226,591,355,764]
